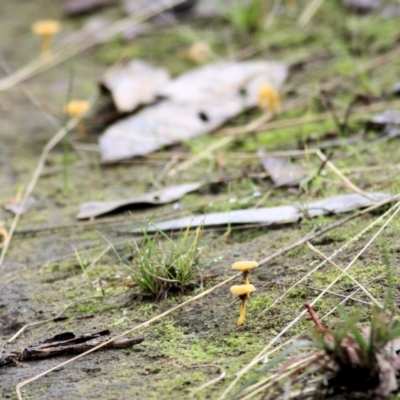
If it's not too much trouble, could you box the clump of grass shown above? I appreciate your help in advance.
[125,224,215,300]
[220,0,268,36]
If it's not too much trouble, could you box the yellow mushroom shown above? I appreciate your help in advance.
[64,100,90,137]
[32,20,61,57]
[230,284,256,326]
[257,83,281,114]
[186,41,211,64]
[231,260,258,284]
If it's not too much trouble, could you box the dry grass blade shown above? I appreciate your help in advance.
[315,149,376,201]
[0,0,186,90]
[306,242,381,307]
[297,0,325,27]
[188,364,226,398]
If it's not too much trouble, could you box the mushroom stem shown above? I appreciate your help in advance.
[238,296,247,326]
[242,271,250,285]
[41,34,52,56]
[77,120,86,138]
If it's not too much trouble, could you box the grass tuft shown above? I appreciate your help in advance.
[123,223,217,300]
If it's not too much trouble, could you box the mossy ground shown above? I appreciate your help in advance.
[1,1,400,399]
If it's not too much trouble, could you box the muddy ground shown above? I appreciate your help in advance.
[1,1,400,399]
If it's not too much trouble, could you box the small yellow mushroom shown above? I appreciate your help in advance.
[257,83,281,114]
[64,100,90,137]
[0,221,9,249]
[230,284,256,326]
[186,41,211,64]
[231,260,258,284]
[32,20,61,57]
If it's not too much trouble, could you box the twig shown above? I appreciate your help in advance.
[304,302,325,331]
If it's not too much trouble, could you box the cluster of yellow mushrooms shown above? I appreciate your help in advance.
[230,261,258,326]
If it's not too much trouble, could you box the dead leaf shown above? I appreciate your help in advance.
[4,197,35,215]
[77,182,202,219]
[60,0,119,16]
[371,110,400,126]
[128,192,391,232]
[100,61,288,161]
[259,153,307,187]
[102,59,170,113]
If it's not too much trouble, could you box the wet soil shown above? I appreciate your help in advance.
[2,1,400,399]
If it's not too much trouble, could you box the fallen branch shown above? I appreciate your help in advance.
[1,329,143,367]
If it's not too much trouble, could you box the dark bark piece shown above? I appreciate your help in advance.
[0,330,144,367]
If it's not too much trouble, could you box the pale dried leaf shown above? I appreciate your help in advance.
[129,192,391,232]
[371,110,400,125]
[4,197,36,215]
[77,182,202,219]
[259,153,307,187]
[100,61,288,161]
[102,59,170,113]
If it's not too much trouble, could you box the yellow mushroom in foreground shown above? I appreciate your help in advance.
[64,100,90,137]
[186,41,211,64]
[32,20,61,57]
[257,83,281,114]
[230,284,256,326]
[231,260,258,285]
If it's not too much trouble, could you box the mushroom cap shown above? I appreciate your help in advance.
[230,284,256,296]
[231,261,258,272]
[32,20,61,36]
[64,100,90,116]
[257,84,281,112]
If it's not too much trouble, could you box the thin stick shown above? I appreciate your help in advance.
[15,274,238,400]
[315,149,375,201]
[304,302,325,331]
[168,136,233,176]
